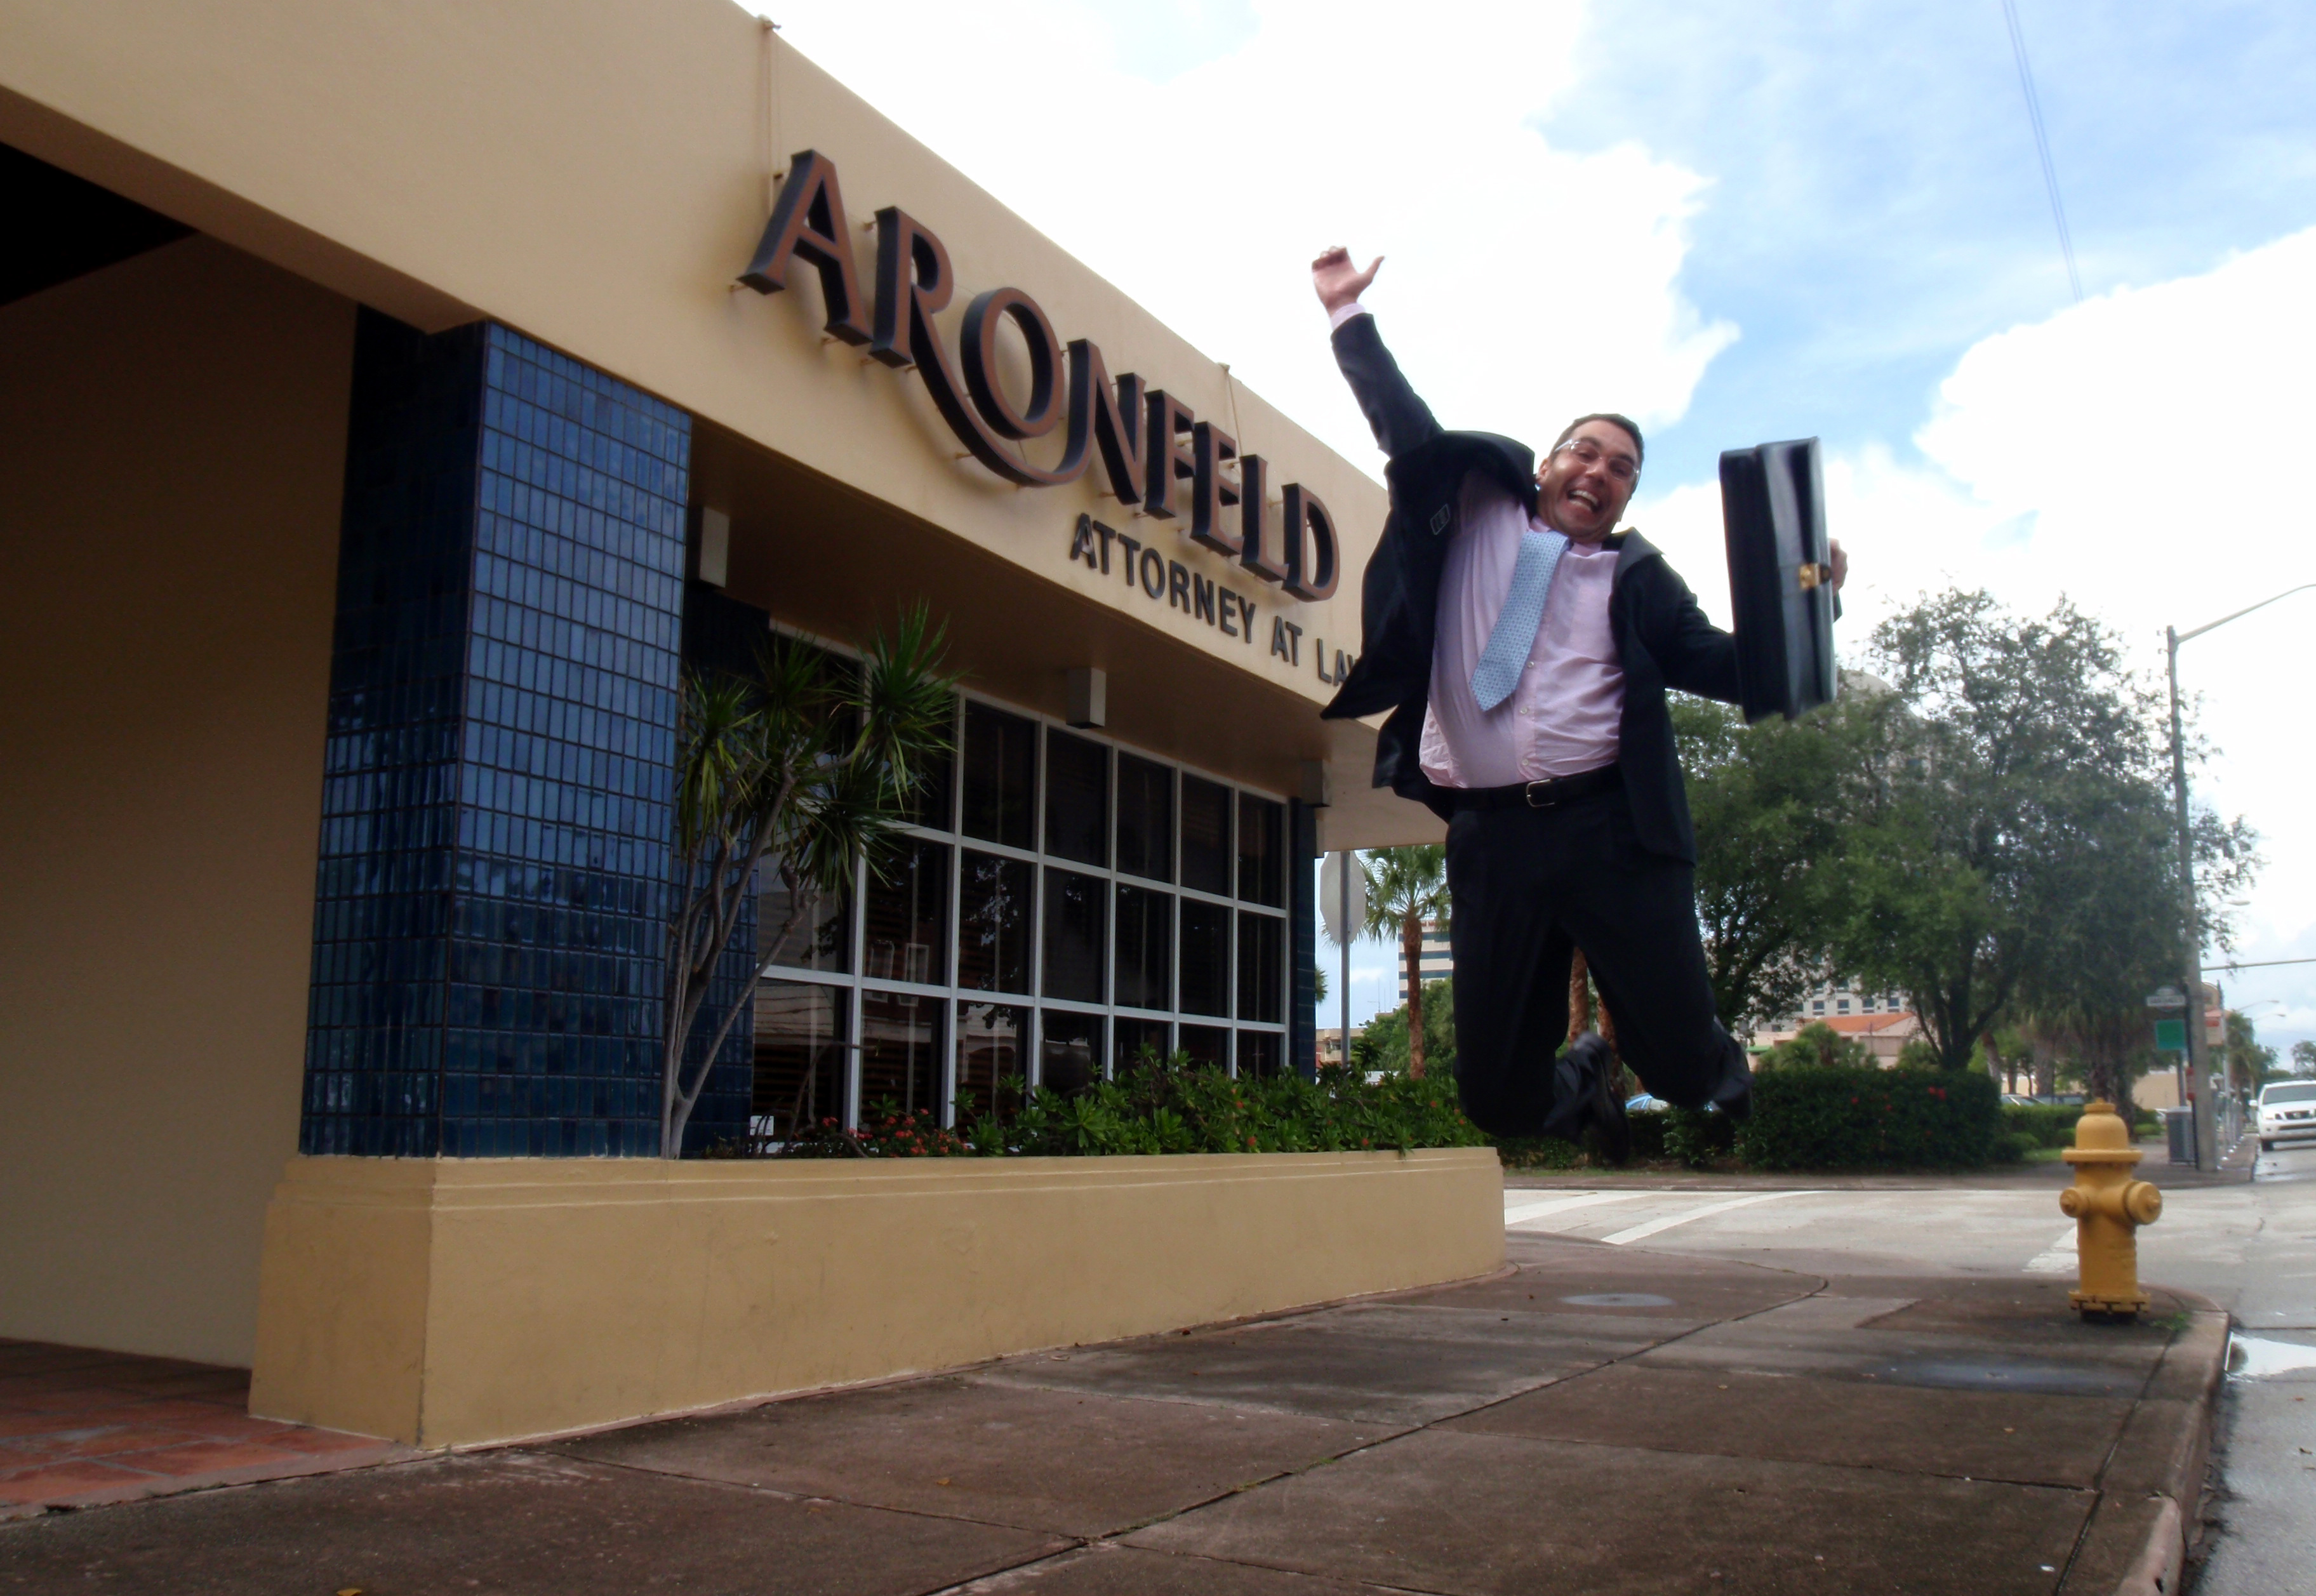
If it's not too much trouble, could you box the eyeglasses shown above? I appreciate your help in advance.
[1552,437,1640,484]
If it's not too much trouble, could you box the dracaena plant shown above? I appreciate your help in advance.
[660,606,954,1155]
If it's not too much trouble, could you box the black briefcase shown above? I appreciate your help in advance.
[1719,437,1836,724]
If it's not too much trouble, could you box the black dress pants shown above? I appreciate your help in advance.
[1444,786,1745,1138]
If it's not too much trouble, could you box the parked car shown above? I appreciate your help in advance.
[2256,1081,2316,1150]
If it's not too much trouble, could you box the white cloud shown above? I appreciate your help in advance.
[757,0,1732,474]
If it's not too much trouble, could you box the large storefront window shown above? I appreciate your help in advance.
[752,674,1293,1134]
[753,979,847,1138]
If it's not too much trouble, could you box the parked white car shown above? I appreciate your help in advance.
[2255,1081,2316,1150]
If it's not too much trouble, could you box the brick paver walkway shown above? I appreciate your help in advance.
[0,1340,411,1519]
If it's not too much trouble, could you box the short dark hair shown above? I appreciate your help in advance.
[1552,413,1644,471]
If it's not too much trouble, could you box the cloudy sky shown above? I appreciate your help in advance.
[752,0,2316,1057]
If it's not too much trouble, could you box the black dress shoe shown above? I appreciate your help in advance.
[1569,1032,1631,1166]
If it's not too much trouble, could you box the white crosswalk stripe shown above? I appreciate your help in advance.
[2024,1226,2079,1273]
[1503,1191,1647,1226]
[1597,1190,1823,1246]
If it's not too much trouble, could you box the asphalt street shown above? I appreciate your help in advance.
[1506,1138,2316,1593]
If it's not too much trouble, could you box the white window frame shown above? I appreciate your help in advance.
[750,658,1293,1132]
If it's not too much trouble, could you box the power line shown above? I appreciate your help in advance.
[1999,0,2082,303]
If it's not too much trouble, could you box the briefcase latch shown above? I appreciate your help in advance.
[1797,562,1832,592]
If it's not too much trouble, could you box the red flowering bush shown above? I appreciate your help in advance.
[1736,1066,1999,1169]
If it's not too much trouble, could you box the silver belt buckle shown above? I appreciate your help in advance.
[1524,779,1556,809]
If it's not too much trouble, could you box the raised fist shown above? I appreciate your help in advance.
[1311,246,1382,314]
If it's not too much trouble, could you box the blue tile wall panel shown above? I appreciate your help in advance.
[302,312,749,1156]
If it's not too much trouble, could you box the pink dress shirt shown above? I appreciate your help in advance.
[1328,302,1624,788]
[1419,474,1624,787]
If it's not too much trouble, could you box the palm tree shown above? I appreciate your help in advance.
[1364,845,1450,1079]
[662,607,955,1155]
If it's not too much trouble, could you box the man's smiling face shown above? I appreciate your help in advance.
[1535,419,1641,542]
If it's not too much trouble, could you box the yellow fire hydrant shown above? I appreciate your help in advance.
[2059,1100,2162,1319]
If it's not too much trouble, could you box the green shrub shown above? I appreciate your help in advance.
[1624,1109,1668,1162]
[769,1050,1492,1160]
[1663,1106,1736,1169]
[2001,1103,2083,1148]
[1736,1065,2000,1170]
[1988,1129,2040,1164]
[1493,1136,1587,1171]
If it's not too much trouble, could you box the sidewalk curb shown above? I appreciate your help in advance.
[2061,1289,2227,1595]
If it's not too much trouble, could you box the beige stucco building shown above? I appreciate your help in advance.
[0,0,1493,1447]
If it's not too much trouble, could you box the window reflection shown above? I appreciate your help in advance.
[752,979,848,1139]
[1115,754,1173,882]
[1237,794,1284,907]
[1114,884,1171,1011]
[1181,775,1232,896]
[962,702,1037,849]
[1041,867,1105,1004]
[1178,898,1230,1016]
[1237,1031,1283,1081]
[1178,1023,1229,1074]
[957,851,1032,994]
[955,1001,1027,1123]
[757,863,849,973]
[1237,911,1282,1023]
[858,988,943,1122]
[1039,1009,1103,1095]
[1115,1016,1169,1074]
[862,839,949,988]
[1044,729,1108,867]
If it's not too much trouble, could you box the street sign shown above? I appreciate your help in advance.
[1320,852,1365,947]
[2145,986,2185,1011]
[2153,1018,2186,1053]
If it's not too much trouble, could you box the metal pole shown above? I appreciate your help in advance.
[2167,627,2215,1173]
[1339,849,1352,1072]
[2164,583,2313,1171]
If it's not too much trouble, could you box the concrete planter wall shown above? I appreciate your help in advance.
[251,1148,1504,1447]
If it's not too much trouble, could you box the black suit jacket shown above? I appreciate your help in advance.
[1319,314,1740,863]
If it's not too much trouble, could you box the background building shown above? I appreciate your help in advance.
[1750,978,1921,1064]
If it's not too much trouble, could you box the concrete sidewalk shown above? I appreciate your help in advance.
[0,1234,2225,1595]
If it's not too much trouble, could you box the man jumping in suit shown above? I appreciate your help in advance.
[1311,246,1845,1161]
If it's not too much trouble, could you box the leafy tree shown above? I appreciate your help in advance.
[1351,980,1456,1077]
[2225,1011,2279,1088]
[1675,695,1864,1032]
[1830,590,2256,1076]
[1363,846,1449,1078]
[2293,1039,2316,1078]
[661,610,954,1156]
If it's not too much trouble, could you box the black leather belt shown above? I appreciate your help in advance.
[1450,764,1623,811]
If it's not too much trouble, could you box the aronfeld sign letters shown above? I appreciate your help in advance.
[740,152,1350,676]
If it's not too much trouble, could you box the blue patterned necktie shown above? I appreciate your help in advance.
[1469,528,1568,712]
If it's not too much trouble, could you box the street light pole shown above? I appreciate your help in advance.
[2165,582,2314,1171]
[2164,625,2213,1171]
